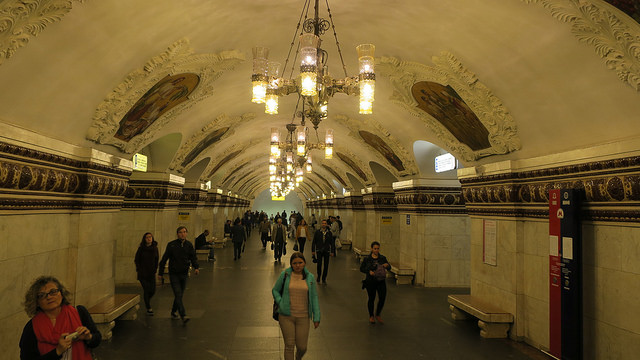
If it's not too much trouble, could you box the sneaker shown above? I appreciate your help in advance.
[369,316,375,324]
[171,312,179,319]
[146,309,154,316]
[375,316,384,324]
[181,316,190,324]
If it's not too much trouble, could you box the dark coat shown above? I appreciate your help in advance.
[135,241,159,280]
[360,253,390,282]
[312,229,335,255]
[230,224,246,244]
[158,239,199,275]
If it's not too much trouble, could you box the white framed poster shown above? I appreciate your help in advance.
[483,219,497,266]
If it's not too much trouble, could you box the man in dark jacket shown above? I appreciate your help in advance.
[231,219,246,260]
[312,219,335,284]
[158,226,199,324]
[272,217,287,262]
[194,229,215,262]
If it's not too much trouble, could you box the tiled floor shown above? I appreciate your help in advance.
[94,231,550,359]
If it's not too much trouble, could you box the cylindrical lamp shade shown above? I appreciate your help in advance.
[359,80,375,114]
[300,34,319,96]
[252,80,267,104]
[356,44,375,74]
[253,47,270,73]
[297,126,306,156]
[251,47,270,104]
[265,93,278,114]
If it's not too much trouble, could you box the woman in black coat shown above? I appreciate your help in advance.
[134,232,159,315]
[359,241,390,324]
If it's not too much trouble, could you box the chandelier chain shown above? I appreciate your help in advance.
[283,0,311,79]
[325,0,348,78]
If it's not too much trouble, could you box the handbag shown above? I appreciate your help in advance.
[293,240,299,251]
[335,237,342,249]
[272,273,288,320]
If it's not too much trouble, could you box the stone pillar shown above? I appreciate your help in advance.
[116,172,184,285]
[393,178,469,287]
[0,131,130,359]
[362,186,399,261]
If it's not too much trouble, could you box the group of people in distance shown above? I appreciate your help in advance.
[18,211,388,360]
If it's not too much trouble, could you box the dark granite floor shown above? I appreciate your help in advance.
[94,231,551,360]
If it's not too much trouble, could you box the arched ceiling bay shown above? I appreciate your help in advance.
[1,0,639,199]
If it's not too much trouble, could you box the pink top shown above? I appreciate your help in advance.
[288,272,309,317]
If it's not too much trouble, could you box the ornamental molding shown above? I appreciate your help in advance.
[334,147,376,186]
[203,138,262,183]
[86,38,245,153]
[362,191,397,212]
[318,160,351,189]
[377,53,521,162]
[169,112,255,172]
[0,0,84,66]
[461,155,640,222]
[333,114,419,177]
[0,141,130,208]
[523,0,640,91]
[394,186,466,215]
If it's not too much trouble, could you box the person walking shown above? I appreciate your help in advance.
[311,219,334,284]
[295,219,310,253]
[134,232,159,316]
[272,252,321,360]
[158,226,199,324]
[231,218,246,260]
[259,217,271,249]
[272,217,287,262]
[329,216,341,256]
[360,241,390,324]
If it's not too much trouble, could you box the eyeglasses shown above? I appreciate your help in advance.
[37,288,61,300]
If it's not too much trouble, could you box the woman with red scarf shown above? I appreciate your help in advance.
[19,276,101,360]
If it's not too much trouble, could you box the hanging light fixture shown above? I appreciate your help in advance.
[251,0,375,130]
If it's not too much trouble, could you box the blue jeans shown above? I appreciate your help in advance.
[169,273,188,317]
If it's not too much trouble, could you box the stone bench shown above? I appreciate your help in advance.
[339,239,352,250]
[196,249,210,260]
[87,294,140,341]
[447,294,514,338]
[389,263,415,285]
[353,247,370,263]
[213,237,229,248]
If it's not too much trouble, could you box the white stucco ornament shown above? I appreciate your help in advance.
[377,53,521,163]
[86,38,245,154]
[523,0,640,91]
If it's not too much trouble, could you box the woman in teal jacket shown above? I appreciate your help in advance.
[272,252,320,360]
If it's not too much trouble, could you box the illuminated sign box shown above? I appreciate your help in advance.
[132,153,147,172]
[272,196,285,201]
[435,153,457,173]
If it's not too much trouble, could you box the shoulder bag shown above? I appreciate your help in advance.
[272,273,288,321]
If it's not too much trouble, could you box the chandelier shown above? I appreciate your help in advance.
[269,123,327,198]
[251,0,376,130]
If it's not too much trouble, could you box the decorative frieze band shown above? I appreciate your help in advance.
[123,180,183,209]
[394,186,466,215]
[179,188,208,209]
[362,192,397,212]
[0,142,130,211]
[460,156,640,222]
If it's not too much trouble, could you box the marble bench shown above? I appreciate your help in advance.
[447,294,513,338]
[352,247,370,263]
[339,239,352,250]
[213,237,229,248]
[196,249,210,260]
[87,294,140,340]
[389,263,415,285]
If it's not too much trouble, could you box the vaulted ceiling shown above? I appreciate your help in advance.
[1,0,639,199]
